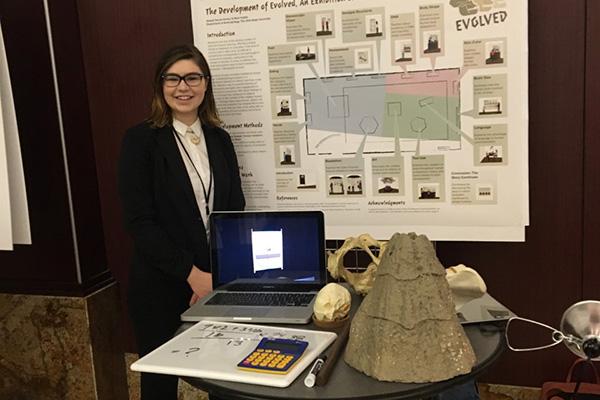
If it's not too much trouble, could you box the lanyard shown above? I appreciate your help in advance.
[172,127,213,218]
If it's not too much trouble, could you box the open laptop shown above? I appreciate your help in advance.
[457,293,516,324]
[181,210,326,324]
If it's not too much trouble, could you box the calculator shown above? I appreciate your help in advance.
[237,337,309,374]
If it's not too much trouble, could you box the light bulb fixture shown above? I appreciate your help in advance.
[505,300,600,360]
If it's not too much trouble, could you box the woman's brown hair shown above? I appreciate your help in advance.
[149,44,221,128]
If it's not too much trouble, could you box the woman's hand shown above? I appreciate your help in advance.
[187,266,212,306]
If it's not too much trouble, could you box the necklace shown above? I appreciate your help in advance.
[187,129,201,145]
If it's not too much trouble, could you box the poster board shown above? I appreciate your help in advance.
[191,0,529,241]
[0,23,12,250]
[0,22,30,247]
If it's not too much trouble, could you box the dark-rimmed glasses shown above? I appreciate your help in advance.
[162,73,208,87]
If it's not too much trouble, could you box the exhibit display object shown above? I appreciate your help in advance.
[345,232,476,382]
[327,233,387,295]
[312,283,351,322]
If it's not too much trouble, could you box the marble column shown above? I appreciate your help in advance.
[0,282,128,400]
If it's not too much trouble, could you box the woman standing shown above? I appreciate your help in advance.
[118,44,245,400]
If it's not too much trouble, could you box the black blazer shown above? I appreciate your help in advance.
[118,121,245,306]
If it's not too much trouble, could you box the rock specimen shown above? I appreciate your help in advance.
[344,232,476,382]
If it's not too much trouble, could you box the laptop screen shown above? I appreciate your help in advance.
[209,211,326,289]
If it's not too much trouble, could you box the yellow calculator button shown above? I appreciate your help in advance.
[256,349,264,352]
[268,362,278,367]
[265,349,272,353]
[275,355,284,361]
[251,361,260,366]
[277,362,287,368]
[259,361,269,367]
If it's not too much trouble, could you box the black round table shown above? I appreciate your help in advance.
[180,294,506,400]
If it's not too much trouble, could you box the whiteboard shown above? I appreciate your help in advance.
[131,320,337,388]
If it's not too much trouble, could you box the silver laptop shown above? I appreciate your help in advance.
[457,293,516,324]
[181,210,327,324]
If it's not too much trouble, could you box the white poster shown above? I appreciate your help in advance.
[0,23,31,247]
[191,0,528,241]
[0,45,11,250]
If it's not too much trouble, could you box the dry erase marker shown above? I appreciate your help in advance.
[304,355,327,387]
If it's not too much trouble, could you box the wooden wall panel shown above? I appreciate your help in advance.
[0,0,109,295]
[74,0,193,348]
[0,1,78,290]
[583,0,600,300]
[47,0,109,286]
[436,0,586,386]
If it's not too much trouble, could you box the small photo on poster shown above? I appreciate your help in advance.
[346,174,363,195]
[365,14,383,37]
[418,183,440,200]
[479,97,503,115]
[479,145,503,163]
[280,145,296,165]
[394,40,413,62]
[295,45,316,61]
[316,14,332,36]
[328,175,345,195]
[476,184,495,201]
[378,176,400,193]
[423,30,441,54]
[276,95,293,116]
[354,48,372,70]
[485,41,504,65]
[297,172,317,189]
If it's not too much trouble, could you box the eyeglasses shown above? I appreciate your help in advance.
[162,73,208,87]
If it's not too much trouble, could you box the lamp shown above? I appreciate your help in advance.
[561,301,600,360]
[505,300,600,360]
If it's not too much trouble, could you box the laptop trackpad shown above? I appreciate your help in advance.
[225,308,269,318]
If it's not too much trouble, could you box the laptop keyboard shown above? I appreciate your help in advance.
[206,292,315,307]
